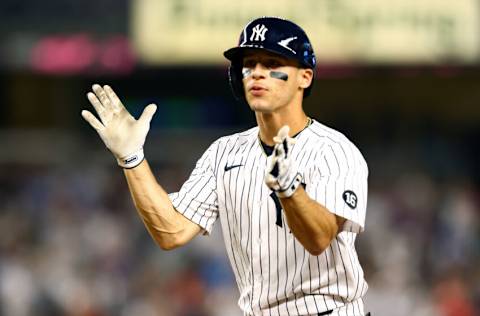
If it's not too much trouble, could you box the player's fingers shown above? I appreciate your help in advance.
[265,173,280,191]
[139,104,157,124]
[267,155,280,177]
[81,110,105,131]
[282,139,289,157]
[92,84,114,113]
[273,134,288,144]
[87,92,107,121]
[276,125,290,141]
[104,85,123,112]
[274,142,285,158]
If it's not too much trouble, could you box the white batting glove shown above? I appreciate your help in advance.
[81,84,157,168]
[265,125,303,198]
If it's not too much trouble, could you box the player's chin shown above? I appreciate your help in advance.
[247,99,276,113]
[249,105,276,113]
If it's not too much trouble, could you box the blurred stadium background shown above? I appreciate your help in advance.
[0,1,479,315]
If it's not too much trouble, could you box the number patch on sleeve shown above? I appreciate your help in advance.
[342,190,358,209]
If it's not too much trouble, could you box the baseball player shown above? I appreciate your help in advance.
[82,17,370,316]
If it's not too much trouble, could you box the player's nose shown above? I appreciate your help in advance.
[250,62,268,79]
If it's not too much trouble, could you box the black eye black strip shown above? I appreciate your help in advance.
[270,71,288,81]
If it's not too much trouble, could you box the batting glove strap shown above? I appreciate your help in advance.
[117,148,144,169]
[275,172,303,198]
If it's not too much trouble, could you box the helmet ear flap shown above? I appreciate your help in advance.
[228,61,247,103]
[300,42,316,69]
[299,42,315,98]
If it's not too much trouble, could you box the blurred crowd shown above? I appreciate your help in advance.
[0,135,478,316]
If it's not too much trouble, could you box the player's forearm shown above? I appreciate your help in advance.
[280,187,344,255]
[123,160,194,250]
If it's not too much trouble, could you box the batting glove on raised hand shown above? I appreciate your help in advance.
[265,125,303,198]
[81,84,157,168]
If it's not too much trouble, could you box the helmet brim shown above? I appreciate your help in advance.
[223,45,307,67]
[224,46,269,62]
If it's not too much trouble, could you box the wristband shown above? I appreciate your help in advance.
[275,172,303,198]
[117,148,144,169]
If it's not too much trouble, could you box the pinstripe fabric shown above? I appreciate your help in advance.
[169,120,369,316]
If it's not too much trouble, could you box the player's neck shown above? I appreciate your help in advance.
[256,109,309,146]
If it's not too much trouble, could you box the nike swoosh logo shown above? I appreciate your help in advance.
[224,164,243,172]
[278,36,298,54]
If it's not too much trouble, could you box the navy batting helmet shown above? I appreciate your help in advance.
[224,17,316,102]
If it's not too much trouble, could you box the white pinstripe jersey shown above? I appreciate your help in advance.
[169,120,369,316]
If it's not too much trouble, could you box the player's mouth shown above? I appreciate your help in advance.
[248,84,268,96]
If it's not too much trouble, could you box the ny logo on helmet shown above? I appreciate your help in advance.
[250,24,268,41]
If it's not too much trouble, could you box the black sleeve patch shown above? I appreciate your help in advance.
[342,190,358,209]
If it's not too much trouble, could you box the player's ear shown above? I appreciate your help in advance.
[298,68,313,89]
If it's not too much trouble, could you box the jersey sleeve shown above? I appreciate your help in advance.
[168,141,219,234]
[307,141,368,233]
